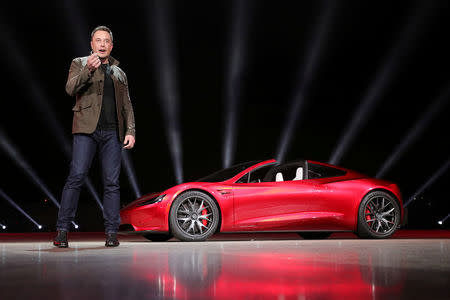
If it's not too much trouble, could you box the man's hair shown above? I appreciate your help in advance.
[91,26,113,42]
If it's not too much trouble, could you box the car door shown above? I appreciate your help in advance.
[232,179,320,230]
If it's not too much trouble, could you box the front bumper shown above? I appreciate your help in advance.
[120,196,171,233]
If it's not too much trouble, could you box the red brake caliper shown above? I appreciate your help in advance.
[201,207,208,226]
[365,204,372,221]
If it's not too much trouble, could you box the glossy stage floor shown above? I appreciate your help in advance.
[1,230,449,300]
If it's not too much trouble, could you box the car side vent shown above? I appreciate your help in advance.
[217,189,231,195]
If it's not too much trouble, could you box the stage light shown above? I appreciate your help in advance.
[329,3,431,165]
[376,84,450,178]
[122,150,142,198]
[0,188,43,230]
[149,1,184,184]
[0,22,104,211]
[0,223,6,230]
[38,225,42,230]
[223,0,252,168]
[276,0,337,163]
[404,156,450,207]
[74,224,79,229]
[437,215,449,225]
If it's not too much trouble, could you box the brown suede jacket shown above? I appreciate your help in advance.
[65,55,136,142]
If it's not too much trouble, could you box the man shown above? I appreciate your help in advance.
[53,26,136,248]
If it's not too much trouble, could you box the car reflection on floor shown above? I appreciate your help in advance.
[1,235,448,300]
[123,242,408,300]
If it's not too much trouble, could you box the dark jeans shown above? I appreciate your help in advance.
[56,129,122,233]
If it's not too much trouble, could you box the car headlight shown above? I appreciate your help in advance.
[138,194,166,206]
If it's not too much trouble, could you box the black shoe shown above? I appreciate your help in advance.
[53,230,68,248]
[105,233,120,247]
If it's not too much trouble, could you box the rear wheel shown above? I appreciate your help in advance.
[357,191,400,238]
[143,233,173,242]
[169,191,220,242]
[298,232,332,239]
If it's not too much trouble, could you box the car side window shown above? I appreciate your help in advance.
[280,165,303,181]
[307,163,347,179]
[262,163,306,182]
[236,173,249,183]
[236,164,275,183]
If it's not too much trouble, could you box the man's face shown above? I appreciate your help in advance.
[90,30,113,60]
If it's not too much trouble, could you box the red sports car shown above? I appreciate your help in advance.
[119,159,404,241]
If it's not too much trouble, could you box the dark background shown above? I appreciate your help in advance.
[0,0,449,232]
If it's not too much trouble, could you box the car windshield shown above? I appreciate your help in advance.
[196,160,263,182]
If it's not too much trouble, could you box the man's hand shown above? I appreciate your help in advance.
[123,135,135,149]
[87,52,101,73]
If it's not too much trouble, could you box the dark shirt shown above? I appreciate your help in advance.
[97,63,118,130]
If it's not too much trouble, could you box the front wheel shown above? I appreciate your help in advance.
[169,191,220,242]
[357,191,401,239]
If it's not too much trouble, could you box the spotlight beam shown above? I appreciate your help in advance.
[0,21,103,211]
[122,150,141,198]
[0,129,79,228]
[404,156,450,207]
[84,180,103,210]
[329,2,432,165]
[223,0,252,168]
[0,188,42,229]
[0,223,6,230]
[276,0,337,163]
[0,128,61,209]
[377,84,450,178]
[149,1,183,184]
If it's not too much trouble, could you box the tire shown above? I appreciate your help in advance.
[357,191,401,239]
[143,233,173,242]
[298,232,332,239]
[169,191,220,242]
